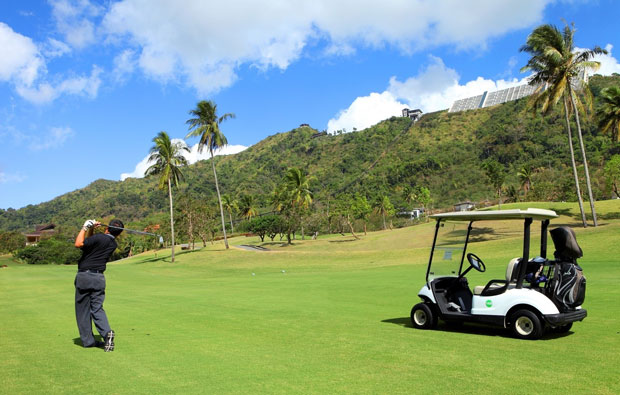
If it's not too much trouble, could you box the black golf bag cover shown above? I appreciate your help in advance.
[549,227,586,312]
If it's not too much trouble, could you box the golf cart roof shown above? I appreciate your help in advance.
[430,208,558,222]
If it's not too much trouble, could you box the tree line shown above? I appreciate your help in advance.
[2,21,620,264]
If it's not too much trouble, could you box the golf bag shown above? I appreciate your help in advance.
[549,227,586,312]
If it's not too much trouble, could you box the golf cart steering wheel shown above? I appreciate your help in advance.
[466,253,486,273]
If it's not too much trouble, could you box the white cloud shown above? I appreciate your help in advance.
[102,0,551,95]
[327,92,406,133]
[15,65,102,104]
[29,126,75,151]
[120,140,248,181]
[49,0,103,49]
[0,22,45,86]
[0,171,26,184]
[112,49,137,83]
[327,56,532,132]
[0,22,102,103]
[42,38,72,58]
[592,44,620,76]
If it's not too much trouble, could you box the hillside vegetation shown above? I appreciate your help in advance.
[1,74,619,234]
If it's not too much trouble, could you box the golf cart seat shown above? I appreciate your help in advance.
[473,257,520,296]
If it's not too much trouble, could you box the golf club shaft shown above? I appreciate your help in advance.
[100,223,160,237]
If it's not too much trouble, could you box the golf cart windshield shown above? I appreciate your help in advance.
[427,220,469,281]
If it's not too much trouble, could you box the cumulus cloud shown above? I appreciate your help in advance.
[102,0,551,95]
[326,56,531,133]
[112,49,137,83]
[41,38,72,58]
[0,22,44,86]
[327,92,406,133]
[0,22,102,103]
[49,0,104,49]
[0,171,26,184]
[120,140,248,181]
[591,44,620,76]
[29,126,75,151]
[15,65,102,104]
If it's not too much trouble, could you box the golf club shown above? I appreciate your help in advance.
[100,223,163,242]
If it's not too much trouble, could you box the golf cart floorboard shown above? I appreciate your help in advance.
[440,312,505,326]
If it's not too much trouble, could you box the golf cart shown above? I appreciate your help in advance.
[410,208,587,339]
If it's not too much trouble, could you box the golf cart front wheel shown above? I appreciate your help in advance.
[510,309,543,340]
[411,303,437,329]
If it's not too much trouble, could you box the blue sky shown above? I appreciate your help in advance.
[1,0,619,210]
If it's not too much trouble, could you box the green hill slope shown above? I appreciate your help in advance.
[1,75,619,232]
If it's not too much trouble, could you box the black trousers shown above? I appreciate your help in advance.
[74,271,111,347]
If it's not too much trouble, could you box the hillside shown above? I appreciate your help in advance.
[1,74,619,233]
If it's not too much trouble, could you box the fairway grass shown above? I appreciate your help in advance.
[1,201,619,394]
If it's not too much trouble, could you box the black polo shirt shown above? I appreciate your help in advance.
[78,233,118,272]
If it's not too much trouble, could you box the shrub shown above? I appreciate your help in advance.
[14,236,81,265]
[0,231,26,253]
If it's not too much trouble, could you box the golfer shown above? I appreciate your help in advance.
[74,218,123,351]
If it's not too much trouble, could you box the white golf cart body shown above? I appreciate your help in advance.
[412,208,586,339]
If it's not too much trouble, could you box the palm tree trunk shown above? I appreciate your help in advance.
[229,212,234,233]
[382,211,386,230]
[570,90,598,227]
[211,153,229,249]
[498,188,502,209]
[168,178,175,262]
[563,98,588,227]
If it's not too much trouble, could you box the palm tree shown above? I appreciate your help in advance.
[238,194,258,220]
[285,168,314,210]
[186,100,235,249]
[517,166,533,200]
[285,168,314,240]
[598,86,620,142]
[271,168,313,243]
[481,159,506,209]
[374,196,395,230]
[221,194,238,233]
[144,131,189,263]
[402,185,416,208]
[521,22,606,227]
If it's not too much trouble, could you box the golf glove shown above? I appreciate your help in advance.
[83,219,96,231]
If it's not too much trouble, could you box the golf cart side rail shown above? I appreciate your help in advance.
[430,208,558,221]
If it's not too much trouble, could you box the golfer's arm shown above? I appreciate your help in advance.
[75,224,96,248]
[75,229,86,248]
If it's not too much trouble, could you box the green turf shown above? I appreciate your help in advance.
[1,201,620,394]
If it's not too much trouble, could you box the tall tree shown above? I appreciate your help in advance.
[604,155,620,198]
[598,86,620,142]
[481,159,506,209]
[374,196,395,230]
[521,22,606,226]
[238,194,258,220]
[145,131,189,262]
[352,194,371,235]
[284,167,314,240]
[517,166,534,200]
[221,194,238,232]
[272,168,314,244]
[186,100,235,248]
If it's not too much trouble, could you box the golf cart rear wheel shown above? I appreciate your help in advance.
[411,303,437,329]
[510,309,543,340]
